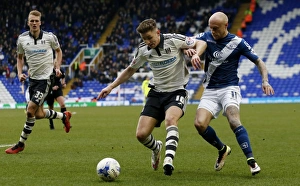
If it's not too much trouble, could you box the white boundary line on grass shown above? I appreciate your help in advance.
[0,144,15,148]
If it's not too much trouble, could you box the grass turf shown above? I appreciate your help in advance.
[0,103,299,186]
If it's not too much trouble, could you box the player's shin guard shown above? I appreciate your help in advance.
[234,125,253,158]
[19,117,35,144]
[165,126,179,160]
[200,126,224,150]
[45,109,64,119]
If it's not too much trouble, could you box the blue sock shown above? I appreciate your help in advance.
[200,126,224,150]
[234,126,253,159]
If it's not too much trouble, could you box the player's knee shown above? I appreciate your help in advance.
[26,111,35,118]
[34,112,45,119]
[136,131,147,142]
[194,118,207,133]
[164,116,177,127]
[228,119,242,131]
[26,106,36,118]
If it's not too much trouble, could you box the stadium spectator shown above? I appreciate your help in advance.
[237,28,243,38]
[244,8,253,24]
[5,65,10,81]
[5,10,72,154]
[0,0,241,99]
[99,0,231,81]
[189,12,274,175]
[141,76,151,105]
[97,18,200,176]
[0,0,119,75]
[73,60,80,80]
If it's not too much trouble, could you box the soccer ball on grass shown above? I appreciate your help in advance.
[96,158,121,181]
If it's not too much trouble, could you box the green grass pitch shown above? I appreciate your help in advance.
[0,104,299,186]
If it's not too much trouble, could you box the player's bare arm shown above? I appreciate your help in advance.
[254,58,275,95]
[61,77,66,88]
[190,40,207,70]
[16,53,27,82]
[54,47,63,76]
[97,66,137,99]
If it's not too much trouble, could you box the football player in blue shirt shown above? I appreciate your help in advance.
[189,12,275,175]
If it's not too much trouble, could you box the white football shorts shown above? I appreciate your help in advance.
[197,86,242,118]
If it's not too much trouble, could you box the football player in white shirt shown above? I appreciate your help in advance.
[97,18,200,176]
[5,10,72,154]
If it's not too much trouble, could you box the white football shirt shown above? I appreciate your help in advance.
[130,33,196,92]
[17,31,60,80]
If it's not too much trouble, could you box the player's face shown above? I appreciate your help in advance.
[140,29,160,49]
[28,15,41,32]
[209,21,227,40]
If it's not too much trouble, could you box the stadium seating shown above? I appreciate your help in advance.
[1,0,299,104]
[239,0,300,99]
[0,76,24,103]
[65,74,204,104]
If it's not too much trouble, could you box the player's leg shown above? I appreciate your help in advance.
[195,89,231,171]
[137,90,163,171]
[5,79,46,154]
[161,89,188,176]
[36,106,71,133]
[163,106,182,176]
[5,100,38,154]
[136,115,161,170]
[56,95,67,113]
[47,93,55,130]
[54,89,69,131]
[31,80,71,132]
[195,107,231,171]
[223,88,260,175]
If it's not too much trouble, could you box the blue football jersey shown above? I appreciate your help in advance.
[195,32,259,89]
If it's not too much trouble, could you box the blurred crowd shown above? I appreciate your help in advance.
[0,0,241,85]
[0,0,122,79]
[92,0,240,83]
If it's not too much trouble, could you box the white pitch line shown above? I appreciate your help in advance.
[0,144,15,148]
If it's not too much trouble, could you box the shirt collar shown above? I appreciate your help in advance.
[29,30,43,39]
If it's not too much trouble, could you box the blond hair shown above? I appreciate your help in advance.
[28,10,42,20]
[136,18,157,34]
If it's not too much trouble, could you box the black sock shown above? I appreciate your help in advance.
[17,141,25,147]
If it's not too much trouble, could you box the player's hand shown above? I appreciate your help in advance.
[54,68,62,77]
[262,81,275,95]
[97,87,112,100]
[191,54,202,70]
[52,85,59,90]
[184,49,196,57]
[18,73,27,82]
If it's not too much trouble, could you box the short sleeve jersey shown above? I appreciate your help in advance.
[195,32,259,88]
[17,31,60,80]
[130,33,196,92]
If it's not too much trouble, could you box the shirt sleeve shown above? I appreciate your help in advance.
[194,32,206,41]
[16,37,24,54]
[172,33,197,49]
[129,46,147,69]
[50,32,61,50]
[239,39,259,62]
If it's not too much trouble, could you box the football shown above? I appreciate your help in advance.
[96,158,121,182]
